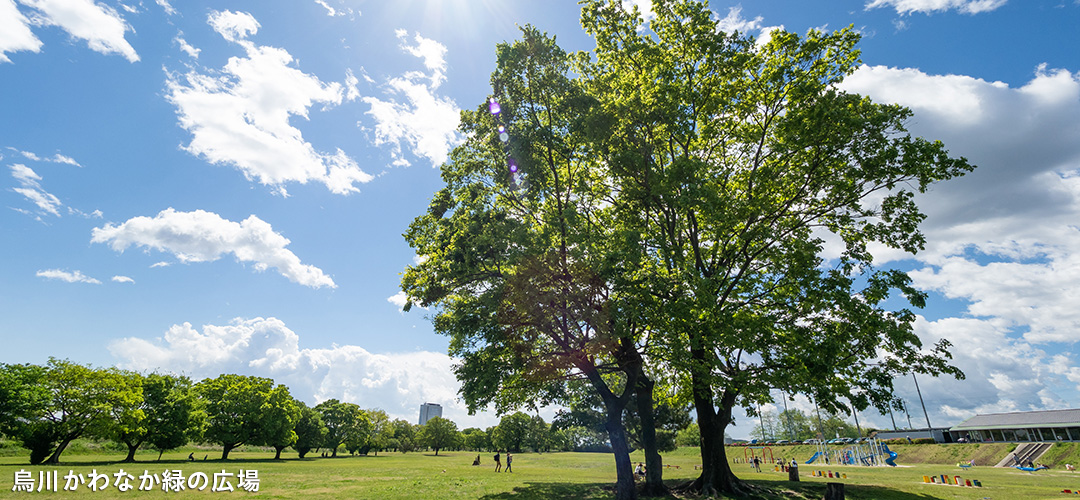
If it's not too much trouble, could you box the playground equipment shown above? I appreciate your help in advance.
[806,441,830,464]
[882,443,898,467]
[1014,465,1049,472]
[805,438,897,467]
[744,446,774,465]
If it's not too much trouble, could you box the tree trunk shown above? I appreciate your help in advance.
[580,349,638,500]
[274,446,285,460]
[45,436,75,465]
[124,442,139,462]
[604,402,638,500]
[221,443,237,460]
[633,372,667,496]
[686,347,747,497]
[157,449,164,461]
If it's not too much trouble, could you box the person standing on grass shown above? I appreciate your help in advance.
[494,452,502,472]
[506,453,513,473]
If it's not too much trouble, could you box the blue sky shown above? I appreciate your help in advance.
[2,0,1079,437]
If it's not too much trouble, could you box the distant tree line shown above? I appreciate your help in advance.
[0,359,704,465]
[749,408,863,442]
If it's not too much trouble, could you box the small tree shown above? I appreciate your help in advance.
[461,427,491,452]
[344,409,372,455]
[293,404,327,458]
[258,385,301,460]
[675,423,700,448]
[364,409,390,455]
[390,419,417,452]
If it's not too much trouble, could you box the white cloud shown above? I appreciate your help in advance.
[344,68,360,101]
[166,11,372,195]
[362,31,462,168]
[207,10,259,43]
[714,5,763,33]
[827,63,1080,425]
[10,163,62,217]
[865,0,1008,15]
[314,0,339,16]
[902,316,1075,424]
[620,0,655,22]
[387,291,408,311]
[840,64,1080,261]
[111,275,134,283]
[50,153,80,166]
[174,34,199,59]
[36,268,101,284]
[108,317,473,424]
[19,0,139,62]
[10,163,41,183]
[398,31,447,87]
[155,0,174,16]
[150,261,170,268]
[90,208,336,289]
[712,6,783,47]
[0,0,42,63]
[8,147,82,166]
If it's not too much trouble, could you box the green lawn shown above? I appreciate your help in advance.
[2,446,1077,499]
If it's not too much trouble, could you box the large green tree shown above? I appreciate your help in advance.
[401,25,664,499]
[103,371,147,462]
[0,363,53,464]
[197,374,293,460]
[419,416,459,456]
[577,0,971,494]
[143,374,204,461]
[314,399,358,458]
[106,372,204,462]
[31,360,142,464]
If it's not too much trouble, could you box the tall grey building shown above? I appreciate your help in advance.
[419,402,442,425]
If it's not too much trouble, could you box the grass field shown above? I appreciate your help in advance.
[2,446,1078,499]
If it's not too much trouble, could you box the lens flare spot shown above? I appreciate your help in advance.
[489,98,501,115]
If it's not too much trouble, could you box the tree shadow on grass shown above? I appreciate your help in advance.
[478,480,945,500]
[743,480,946,500]
[478,481,616,500]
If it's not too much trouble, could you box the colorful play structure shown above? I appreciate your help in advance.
[744,446,774,464]
[805,438,898,467]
